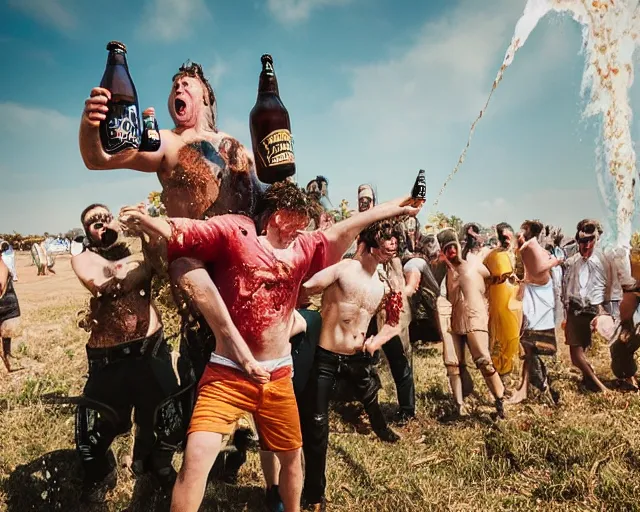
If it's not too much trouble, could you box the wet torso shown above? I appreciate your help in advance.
[156,129,263,219]
[447,260,489,334]
[520,238,553,286]
[74,239,161,348]
[319,260,386,355]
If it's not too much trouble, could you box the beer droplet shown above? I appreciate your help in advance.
[139,289,146,296]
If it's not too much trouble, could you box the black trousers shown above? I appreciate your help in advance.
[300,347,387,503]
[75,330,180,485]
[368,318,415,417]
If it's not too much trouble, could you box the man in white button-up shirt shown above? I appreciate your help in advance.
[562,219,609,393]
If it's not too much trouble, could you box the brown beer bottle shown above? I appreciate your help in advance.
[99,41,141,154]
[140,107,161,152]
[249,54,295,184]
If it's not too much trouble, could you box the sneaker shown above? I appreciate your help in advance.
[265,485,284,512]
[80,469,117,504]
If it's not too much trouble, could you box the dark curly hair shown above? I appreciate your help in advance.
[255,181,322,233]
[173,61,217,129]
[496,222,514,249]
[520,220,544,240]
[359,220,402,250]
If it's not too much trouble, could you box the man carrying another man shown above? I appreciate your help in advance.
[120,181,422,512]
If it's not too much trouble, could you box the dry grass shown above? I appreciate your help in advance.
[2,254,640,511]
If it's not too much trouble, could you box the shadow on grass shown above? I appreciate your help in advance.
[1,449,85,512]
[200,482,265,512]
[0,449,177,512]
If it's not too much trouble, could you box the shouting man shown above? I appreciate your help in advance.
[120,182,421,512]
[80,61,261,220]
[71,204,182,503]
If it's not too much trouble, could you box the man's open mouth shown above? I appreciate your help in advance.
[175,98,187,115]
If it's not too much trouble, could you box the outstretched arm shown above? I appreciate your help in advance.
[322,196,422,263]
[80,89,165,173]
[302,260,349,296]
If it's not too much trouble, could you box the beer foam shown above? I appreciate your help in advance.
[435,0,640,251]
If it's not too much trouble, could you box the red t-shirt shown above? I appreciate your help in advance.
[167,214,329,351]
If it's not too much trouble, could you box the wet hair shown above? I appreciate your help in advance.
[80,203,109,227]
[521,220,543,239]
[0,240,9,253]
[420,234,440,261]
[173,61,217,129]
[360,220,401,250]
[461,222,481,260]
[315,175,328,187]
[255,181,322,232]
[576,218,602,238]
[496,222,513,249]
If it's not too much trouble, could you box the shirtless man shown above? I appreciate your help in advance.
[71,204,182,503]
[0,257,21,372]
[300,219,407,511]
[80,61,263,487]
[121,182,420,512]
[80,61,261,221]
[437,228,505,417]
[509,220,562,404]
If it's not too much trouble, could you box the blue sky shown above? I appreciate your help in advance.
[1,0,638,235]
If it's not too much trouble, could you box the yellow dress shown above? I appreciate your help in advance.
[484,249,522,375]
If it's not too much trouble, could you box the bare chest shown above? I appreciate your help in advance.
[338,270,386,315]
[159,132,259,219]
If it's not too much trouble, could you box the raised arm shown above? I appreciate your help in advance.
[71,252,129,296]
[80,89,166,173]
[119,206,226,263]
[302,260,349,296]
[322,196,422,263]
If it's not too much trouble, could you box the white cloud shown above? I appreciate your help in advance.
[7,0,77,32]
[139,0,211,42]
[266,0,352,24]
[0,103,76,135]
[208,56,228,87]
[329,0,528,147]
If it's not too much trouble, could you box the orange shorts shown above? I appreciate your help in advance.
[188,363,302,452]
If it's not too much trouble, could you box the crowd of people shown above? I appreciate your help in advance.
[1,61,640,512]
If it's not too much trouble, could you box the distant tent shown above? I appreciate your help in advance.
[43,237,70,255]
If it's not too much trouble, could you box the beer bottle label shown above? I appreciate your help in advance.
[258,129,295,167]
[104,104,140,153]
[143,115,160,142]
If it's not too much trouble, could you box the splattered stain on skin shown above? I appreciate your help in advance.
[161,139,262,220]
[381,290,403,327]
[77,240,157,349]
[229,260,298,350]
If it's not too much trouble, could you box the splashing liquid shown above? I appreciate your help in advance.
[434,0,640,250]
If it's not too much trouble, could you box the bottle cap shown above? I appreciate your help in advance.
[106,41,127,53]
[261,54,273,65]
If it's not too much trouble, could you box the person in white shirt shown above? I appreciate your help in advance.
[562,219,609,393]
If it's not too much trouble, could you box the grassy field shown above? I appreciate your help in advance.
[1,253,640,511]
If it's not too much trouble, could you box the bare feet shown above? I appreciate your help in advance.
[506,386,528,405]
